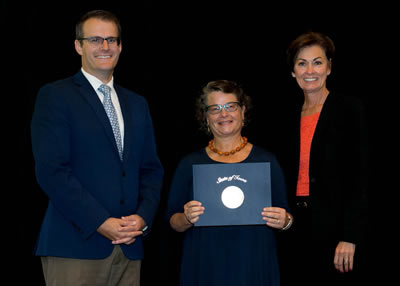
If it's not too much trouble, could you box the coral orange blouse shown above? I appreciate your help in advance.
[296,112,321,197]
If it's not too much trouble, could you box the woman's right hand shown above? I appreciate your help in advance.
[184,200,205,225]
[170,201,205,232]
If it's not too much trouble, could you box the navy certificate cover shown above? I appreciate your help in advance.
[193,162,271,227]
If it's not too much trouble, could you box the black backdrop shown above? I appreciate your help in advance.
[4,0,393,284]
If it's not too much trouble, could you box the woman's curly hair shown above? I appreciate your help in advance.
[195,80,252,135]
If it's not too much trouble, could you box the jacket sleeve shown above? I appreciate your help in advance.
[135,100,164,229]
[341,97,369,244]
[31,84,110,239]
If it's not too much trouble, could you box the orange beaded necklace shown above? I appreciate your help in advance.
[208,136,248,156]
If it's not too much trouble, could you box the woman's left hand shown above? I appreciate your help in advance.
[334,241,356,273]
[262,207,287,229]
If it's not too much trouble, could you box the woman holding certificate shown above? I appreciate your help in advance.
[167,80,293,286]
[280,31,369,285]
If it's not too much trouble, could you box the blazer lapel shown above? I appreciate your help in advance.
[311,93,332,147]
[73,72,122,161]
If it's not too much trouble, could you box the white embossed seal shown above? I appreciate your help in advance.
[221,186,244,209]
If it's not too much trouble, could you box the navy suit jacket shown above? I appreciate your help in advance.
[31,71,164,260]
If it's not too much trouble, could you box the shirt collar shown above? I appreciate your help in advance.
[81,68,114,91]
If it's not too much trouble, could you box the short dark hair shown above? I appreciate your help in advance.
[76,10,121,40]
[195,80,252,135]
[286,31,335,71]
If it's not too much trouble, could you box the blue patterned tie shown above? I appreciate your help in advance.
[98,84,123,161]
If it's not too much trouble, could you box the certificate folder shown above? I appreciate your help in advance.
[193,162,271,227]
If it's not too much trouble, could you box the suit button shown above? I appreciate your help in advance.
[120,199,125,205]
[310,177,317,183]
[122,171,126,177]
[72,223,82,233]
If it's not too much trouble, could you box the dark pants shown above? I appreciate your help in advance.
[278,198,366,286]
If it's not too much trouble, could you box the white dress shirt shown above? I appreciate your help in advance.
[81,68,124,148]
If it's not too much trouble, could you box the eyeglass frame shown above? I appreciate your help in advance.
[205,101,242,114]
[78,36,121,46]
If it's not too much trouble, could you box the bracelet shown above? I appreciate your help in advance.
[281,214,293,231]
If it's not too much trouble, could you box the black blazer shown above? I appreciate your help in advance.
[287,92,369,245]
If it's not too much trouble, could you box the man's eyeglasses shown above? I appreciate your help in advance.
[206,102,241,115]
[78,36,121,47]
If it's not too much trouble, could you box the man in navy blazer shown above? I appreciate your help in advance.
[31,10,163,285]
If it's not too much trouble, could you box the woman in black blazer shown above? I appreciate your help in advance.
[280,32,369,286]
